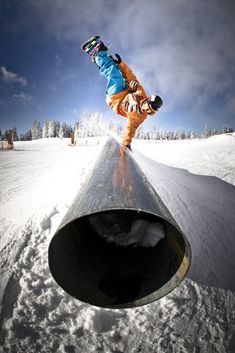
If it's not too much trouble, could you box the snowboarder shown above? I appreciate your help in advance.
[81,36,163,150]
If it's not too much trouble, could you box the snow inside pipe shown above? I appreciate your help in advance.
[48,138,191,308]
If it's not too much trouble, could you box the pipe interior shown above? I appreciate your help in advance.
[49,209,187,308]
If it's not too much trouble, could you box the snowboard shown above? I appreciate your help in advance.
[81,35,101,55]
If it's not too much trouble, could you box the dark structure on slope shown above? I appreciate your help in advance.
[48,138,191,308]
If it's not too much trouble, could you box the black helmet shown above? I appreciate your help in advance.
[148,95,163,111]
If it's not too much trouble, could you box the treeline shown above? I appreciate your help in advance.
[134,125,234,141]
[0,120,74,141]
[31,120,74,140]
[101,122,234,141]
[0,113,233,142]
[0,114,103,141]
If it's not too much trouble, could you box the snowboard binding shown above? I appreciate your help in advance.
[81,35,107,57]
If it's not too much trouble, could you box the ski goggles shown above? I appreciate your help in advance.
[144,97,159,115]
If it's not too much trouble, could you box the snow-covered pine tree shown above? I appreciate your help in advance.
[42,121,49,138]
[223,126,234,134]
[180,130,185,140]
[32,119,42,140]
[117,124,124,137]
[186,129,191,139]
[74,121,81,139]
[66,124,73,138]
[20,129,32,141]
[48,120,55,137]
[54,121,60,137]
[62,123,68,137]
[165,131,173,140]
[203,124,212,138]
[150,126,158,141]
[174,130,180,140]
[137,128,142,139]
[160,131,166,140]
[154,131,159,140]
[60,122,73,137]
[82,112,103,137]
[59,124,64,139]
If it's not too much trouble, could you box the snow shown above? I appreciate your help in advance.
[0,134,235,352]
[125,219,165,247]
[132,133,235,185]
[88,213,165,247]
[132,134,235,291]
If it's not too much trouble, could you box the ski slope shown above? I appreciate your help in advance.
[132,135,235,290]
[0,134,235,353]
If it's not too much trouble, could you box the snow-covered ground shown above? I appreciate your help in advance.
[133,134,235,291]
[133,133,235,185]
[0,134,235,353]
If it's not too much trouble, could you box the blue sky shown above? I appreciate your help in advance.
[0,0,235,134]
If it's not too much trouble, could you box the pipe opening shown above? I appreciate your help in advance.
[49,209,189,308]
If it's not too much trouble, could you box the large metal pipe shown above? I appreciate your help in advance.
[48,138,191,308]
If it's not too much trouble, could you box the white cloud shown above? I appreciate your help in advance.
[11,92,34,105]
[0,66,27,86]
[112,0,235,108]
[13,0,235,126]
[21,1,235,99]
[20,0,108,41]
[223,95,235,117]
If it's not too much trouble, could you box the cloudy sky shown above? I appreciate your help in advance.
[0,0,235,134]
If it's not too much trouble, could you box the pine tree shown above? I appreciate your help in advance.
[12,126,18,141]
[67,124,73,138]
[27,129,32,140]
[203,124,212,138]
[42,121,49,138]
[32,119,42,140]
[54,120,60,137]
[59,124,64,139]
[80,112,103,137]
[48,120,55,137]
[181,130,186,140]
[20,129,32,141]
[223,125,233,134]
[62,123,68,137]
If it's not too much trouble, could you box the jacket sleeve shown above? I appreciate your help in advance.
[119,61,147,99]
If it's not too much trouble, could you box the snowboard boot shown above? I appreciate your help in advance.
[124,144,132,151]
[81,35,107,57]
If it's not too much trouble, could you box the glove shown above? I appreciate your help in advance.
[128,80,139,92]
[114,53,122,64]
[109,53,122,64]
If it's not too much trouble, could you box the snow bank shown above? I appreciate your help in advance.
[0,135,235,353]
[133,133,235,185]
[0,137,106,306]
